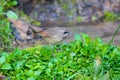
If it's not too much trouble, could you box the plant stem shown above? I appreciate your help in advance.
[109,25,120,44]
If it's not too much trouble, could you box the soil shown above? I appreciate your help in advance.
[65,21,120,44]
[18,21,120,49]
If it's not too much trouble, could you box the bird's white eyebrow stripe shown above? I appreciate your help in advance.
[63,33,69,37]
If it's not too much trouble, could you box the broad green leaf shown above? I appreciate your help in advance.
[48,62,53,69]
[27,77,35,80]
[0,56,6,65]
[27,70,35,76]
[74,34,81,40]
[1,63,12,70]
[6,10,18,20]
[11,1,17,5]
[70,52,76,57]
[32,63,40,70]
[34,70,42,76]
[46,68,51,75]
[16,61,24,70]
[0,7,3,13]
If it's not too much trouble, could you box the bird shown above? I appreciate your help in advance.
[37,27,70,44]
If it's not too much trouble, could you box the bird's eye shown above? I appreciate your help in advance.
[64,31,69,35]
[63,31,69,37]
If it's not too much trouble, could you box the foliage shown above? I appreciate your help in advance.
[76,16,83,22]
[0,34,120,79]
[0,20,13,52]
[0,0,17,52]
[14,9,41,26]
[58,0,76,18]
[104,11,117,21]
[6,10,18,20]
[0,0,17,18]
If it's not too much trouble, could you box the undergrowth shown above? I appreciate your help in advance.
[104,11,118,21]
[0,33,120,80]
[0,0,17,52]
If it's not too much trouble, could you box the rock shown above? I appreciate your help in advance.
[11,24,22,40]
[21,0,120,27]
[30,25,44,32]
[17,29,28,40]
[13,40,18,46]
[0,75,6,80]
[18,0,29,3]
[27,28,34,39]
[103,0,112,12]
[9,19,29,33]
[16,39,27,46]
[10,19,35,46]
[111,2,120,14]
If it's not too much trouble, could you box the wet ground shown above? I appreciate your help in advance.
[65,21,120,44]
[18,21,120,49]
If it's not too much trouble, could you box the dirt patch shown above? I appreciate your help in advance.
[17,21,120,49]
[64,21,120,44]
[70,22,119,37]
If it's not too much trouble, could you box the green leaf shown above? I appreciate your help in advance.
[0,56,6,65]
[70,52,76,57]
[46,68,51,75]
[16,61,24,70]
[77,16,82,22]
[6,10,18,20]
[27,70,35,76]
[1,63,12,70]
[34,70,42,76]
[48,62,53,69]
[27,77,35,80]
[32,63,40,70]
[74,34,81,40]
[0,7,3,13]
[11,1,17,5]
